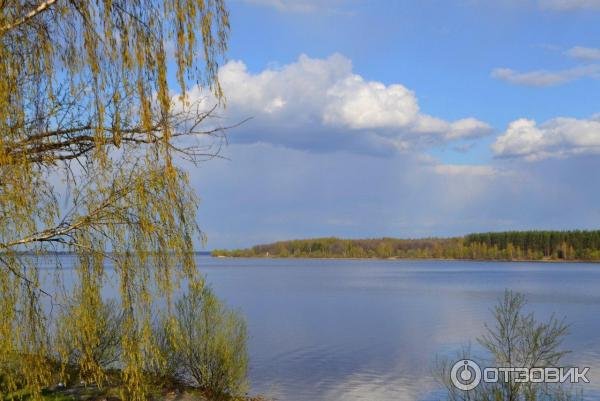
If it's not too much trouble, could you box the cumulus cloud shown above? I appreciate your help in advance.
[491,65,600,87]
[538,0,600,10]
[492,115,600,160]
[185,54,491,155]
[322,76,420,129]
[565,46,600,61]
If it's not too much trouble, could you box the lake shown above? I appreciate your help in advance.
[198,257,600,401]
[43,256,600,400]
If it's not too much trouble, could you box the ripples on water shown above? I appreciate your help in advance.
[44,256,600,401]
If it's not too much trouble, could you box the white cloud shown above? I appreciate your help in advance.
[184,54,491,155]
[538,0,600,10]
[322,76,419,129]
[492,116,600,160]
[491,65,600,87]
[565,46,600,61]
[447,118,494,140]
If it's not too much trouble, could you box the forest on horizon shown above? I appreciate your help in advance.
[212,230,600,261]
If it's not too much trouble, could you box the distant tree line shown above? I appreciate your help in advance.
[211,231,600,261]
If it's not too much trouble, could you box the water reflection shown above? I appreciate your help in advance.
[44,256,600,401]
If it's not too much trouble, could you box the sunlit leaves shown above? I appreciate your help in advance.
[0,1,229,400]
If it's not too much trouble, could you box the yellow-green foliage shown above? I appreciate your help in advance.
[0,1,230,401]
[54,297,124,384]
[157,284,248,399]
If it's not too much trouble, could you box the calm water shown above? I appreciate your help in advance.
[199,257,600,401]
[45,256,600,401]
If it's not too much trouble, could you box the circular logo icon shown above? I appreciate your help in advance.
[450,359,482,391]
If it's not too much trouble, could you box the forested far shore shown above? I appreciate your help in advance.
[211,231,600,261]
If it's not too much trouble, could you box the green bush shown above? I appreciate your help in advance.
[54,297,124,383]
[159,284,248,398]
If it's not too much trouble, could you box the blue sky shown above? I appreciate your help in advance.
[183,0,600,249]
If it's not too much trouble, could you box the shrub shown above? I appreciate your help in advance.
[55,297,124,383]
[159,284,249,398]
[438,290,581,401]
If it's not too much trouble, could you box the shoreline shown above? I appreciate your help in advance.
[212,255,600,264]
